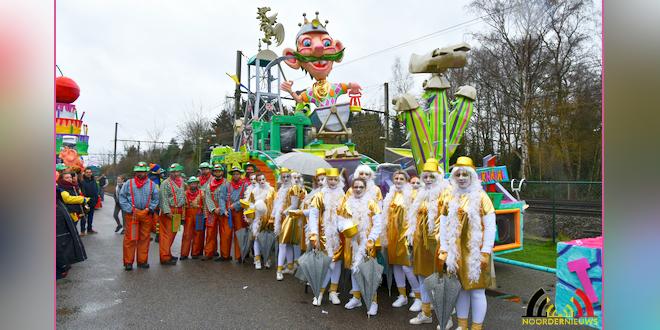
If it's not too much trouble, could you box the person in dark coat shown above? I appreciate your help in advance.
[56,187,87,279]
[79,167,100,234]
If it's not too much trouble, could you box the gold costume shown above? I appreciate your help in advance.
[310,191,343,262]
[278,185,307,244]
[248,186,276,234]
[441,191,495,290]
[337,198,381,270]
[413,189,450,277]
[386,191,413,266]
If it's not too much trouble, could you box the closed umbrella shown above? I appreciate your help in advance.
[355,257,384,312]
[424,272,462,329]
[235,227,251,262]
[273,152,332,177]
[379,246,394,296]
[257,230,277,265]
[295,249,331,298]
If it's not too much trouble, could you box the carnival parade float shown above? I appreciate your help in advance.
[55,73,89,171]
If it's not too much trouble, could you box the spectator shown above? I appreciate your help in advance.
[98,173,109,202]
[113,175,125,233]
[56,186,87,279]
[79,167,100,234]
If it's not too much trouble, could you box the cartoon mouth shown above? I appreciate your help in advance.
[311,60,329,69]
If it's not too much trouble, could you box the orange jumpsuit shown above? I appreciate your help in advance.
[159,178,186,263]
[225,181,247,260]
[120,179,158,266]
[204,178,226,257]
[182,188,205,258]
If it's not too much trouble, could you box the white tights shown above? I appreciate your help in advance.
[253,240,260,257]
[277,244,294,267]
[417,275,431,303]
[456,289,487,323]
[392,265,420,294]
[322,261,342,289]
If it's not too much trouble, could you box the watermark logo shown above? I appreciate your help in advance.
[522,288,599,327]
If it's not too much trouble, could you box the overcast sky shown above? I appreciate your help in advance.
[56,0,598,165]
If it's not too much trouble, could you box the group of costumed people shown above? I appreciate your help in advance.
[114,156,495,329]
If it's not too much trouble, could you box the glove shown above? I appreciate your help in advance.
[366,239,375,257]
[437,250,448,271]
[480,252,491,269]
[309,234,319,249]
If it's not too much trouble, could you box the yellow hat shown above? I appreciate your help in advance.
[454,156,475,169]
[342,224,359,238]
[325,167,340,177]
[315,168,327,176]
[422,158,439,172]
[239,199,251,210]
[244,209,255,219]
[279,167,290,174]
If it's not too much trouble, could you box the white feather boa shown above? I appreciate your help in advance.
[444,166,485,283]
[405,175,447,244]
[319,186,344,258]
[338,194,373,273]
[272,182,292,235]
[250,183,272,237]
[380,183,412,246]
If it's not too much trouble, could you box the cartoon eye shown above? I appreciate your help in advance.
[302,38,311,47]
[323,39,332,47]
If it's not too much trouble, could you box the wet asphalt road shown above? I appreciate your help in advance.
[56,197,589,329]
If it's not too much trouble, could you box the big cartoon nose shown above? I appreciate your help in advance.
[312,45,324,57]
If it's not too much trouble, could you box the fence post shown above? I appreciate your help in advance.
[552,183,557,243]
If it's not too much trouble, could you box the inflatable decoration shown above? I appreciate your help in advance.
[393,43,476,173]
[55,76,80,104]
[280,12,362,113]
[59,147,85,172]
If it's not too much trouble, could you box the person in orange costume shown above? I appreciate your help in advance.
[181,176,205,260]
[202,164,227,260]
[118,162,159,271]
[224,166,248,261]
[159,163,186,265]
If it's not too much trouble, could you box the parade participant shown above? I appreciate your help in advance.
[308,167,344,306]
[159,163,186,265]
[243,162,258,185]
[198,162,212,190]
[181,176,205,260]
[336,178,383,316]
[280,12,361,109]
[57,172,90,224]
[113,175,125,233]
[119,162,159,271]
[274,170,306,281]
[410,176,422,192]
[79,167,100,234]
[247,172,276,269]
[299,168,326,254]
[438,157,496,330]
[224,166,248,261]
[406,159,451,325]
[290,171,306,263]
[382,169,422,311]
[202,164,227,260]
[346,165,383,202]
[148,163,163,242]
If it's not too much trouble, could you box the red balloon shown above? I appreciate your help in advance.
[56,76,80,103]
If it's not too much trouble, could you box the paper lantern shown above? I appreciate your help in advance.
[56,76,80,103]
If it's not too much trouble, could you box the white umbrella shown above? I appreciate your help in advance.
[273,152,332,177]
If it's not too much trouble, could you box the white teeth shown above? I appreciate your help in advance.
[320,60,327,65]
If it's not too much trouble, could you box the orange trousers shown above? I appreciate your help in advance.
[204,213,221,257]
[122,209,151,265]
[227,209,246,260]
[181,208,205,257]
[159,208,181,262]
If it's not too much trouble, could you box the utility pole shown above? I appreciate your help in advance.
[384,82,390,157]
[233,50,242,151]
[137,141,140,155]
[113,122,118,169]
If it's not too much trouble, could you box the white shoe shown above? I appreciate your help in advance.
[392,295,408,308]
[329,292,341,305]
[409,291,415,298]
[344,297,362,310]
[254,260,262,270]
[282,267,294,275]
[367,302,378,316]
[312,297,319,306]
[409,312,433,325]
[265,260,271,269]
[409,298,422,312]
[445,318,454,329]
[276,271,284,281]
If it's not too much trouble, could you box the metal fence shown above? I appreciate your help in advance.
[517,181,602,242]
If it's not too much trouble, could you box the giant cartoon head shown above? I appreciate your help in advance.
[282,12,344,81]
